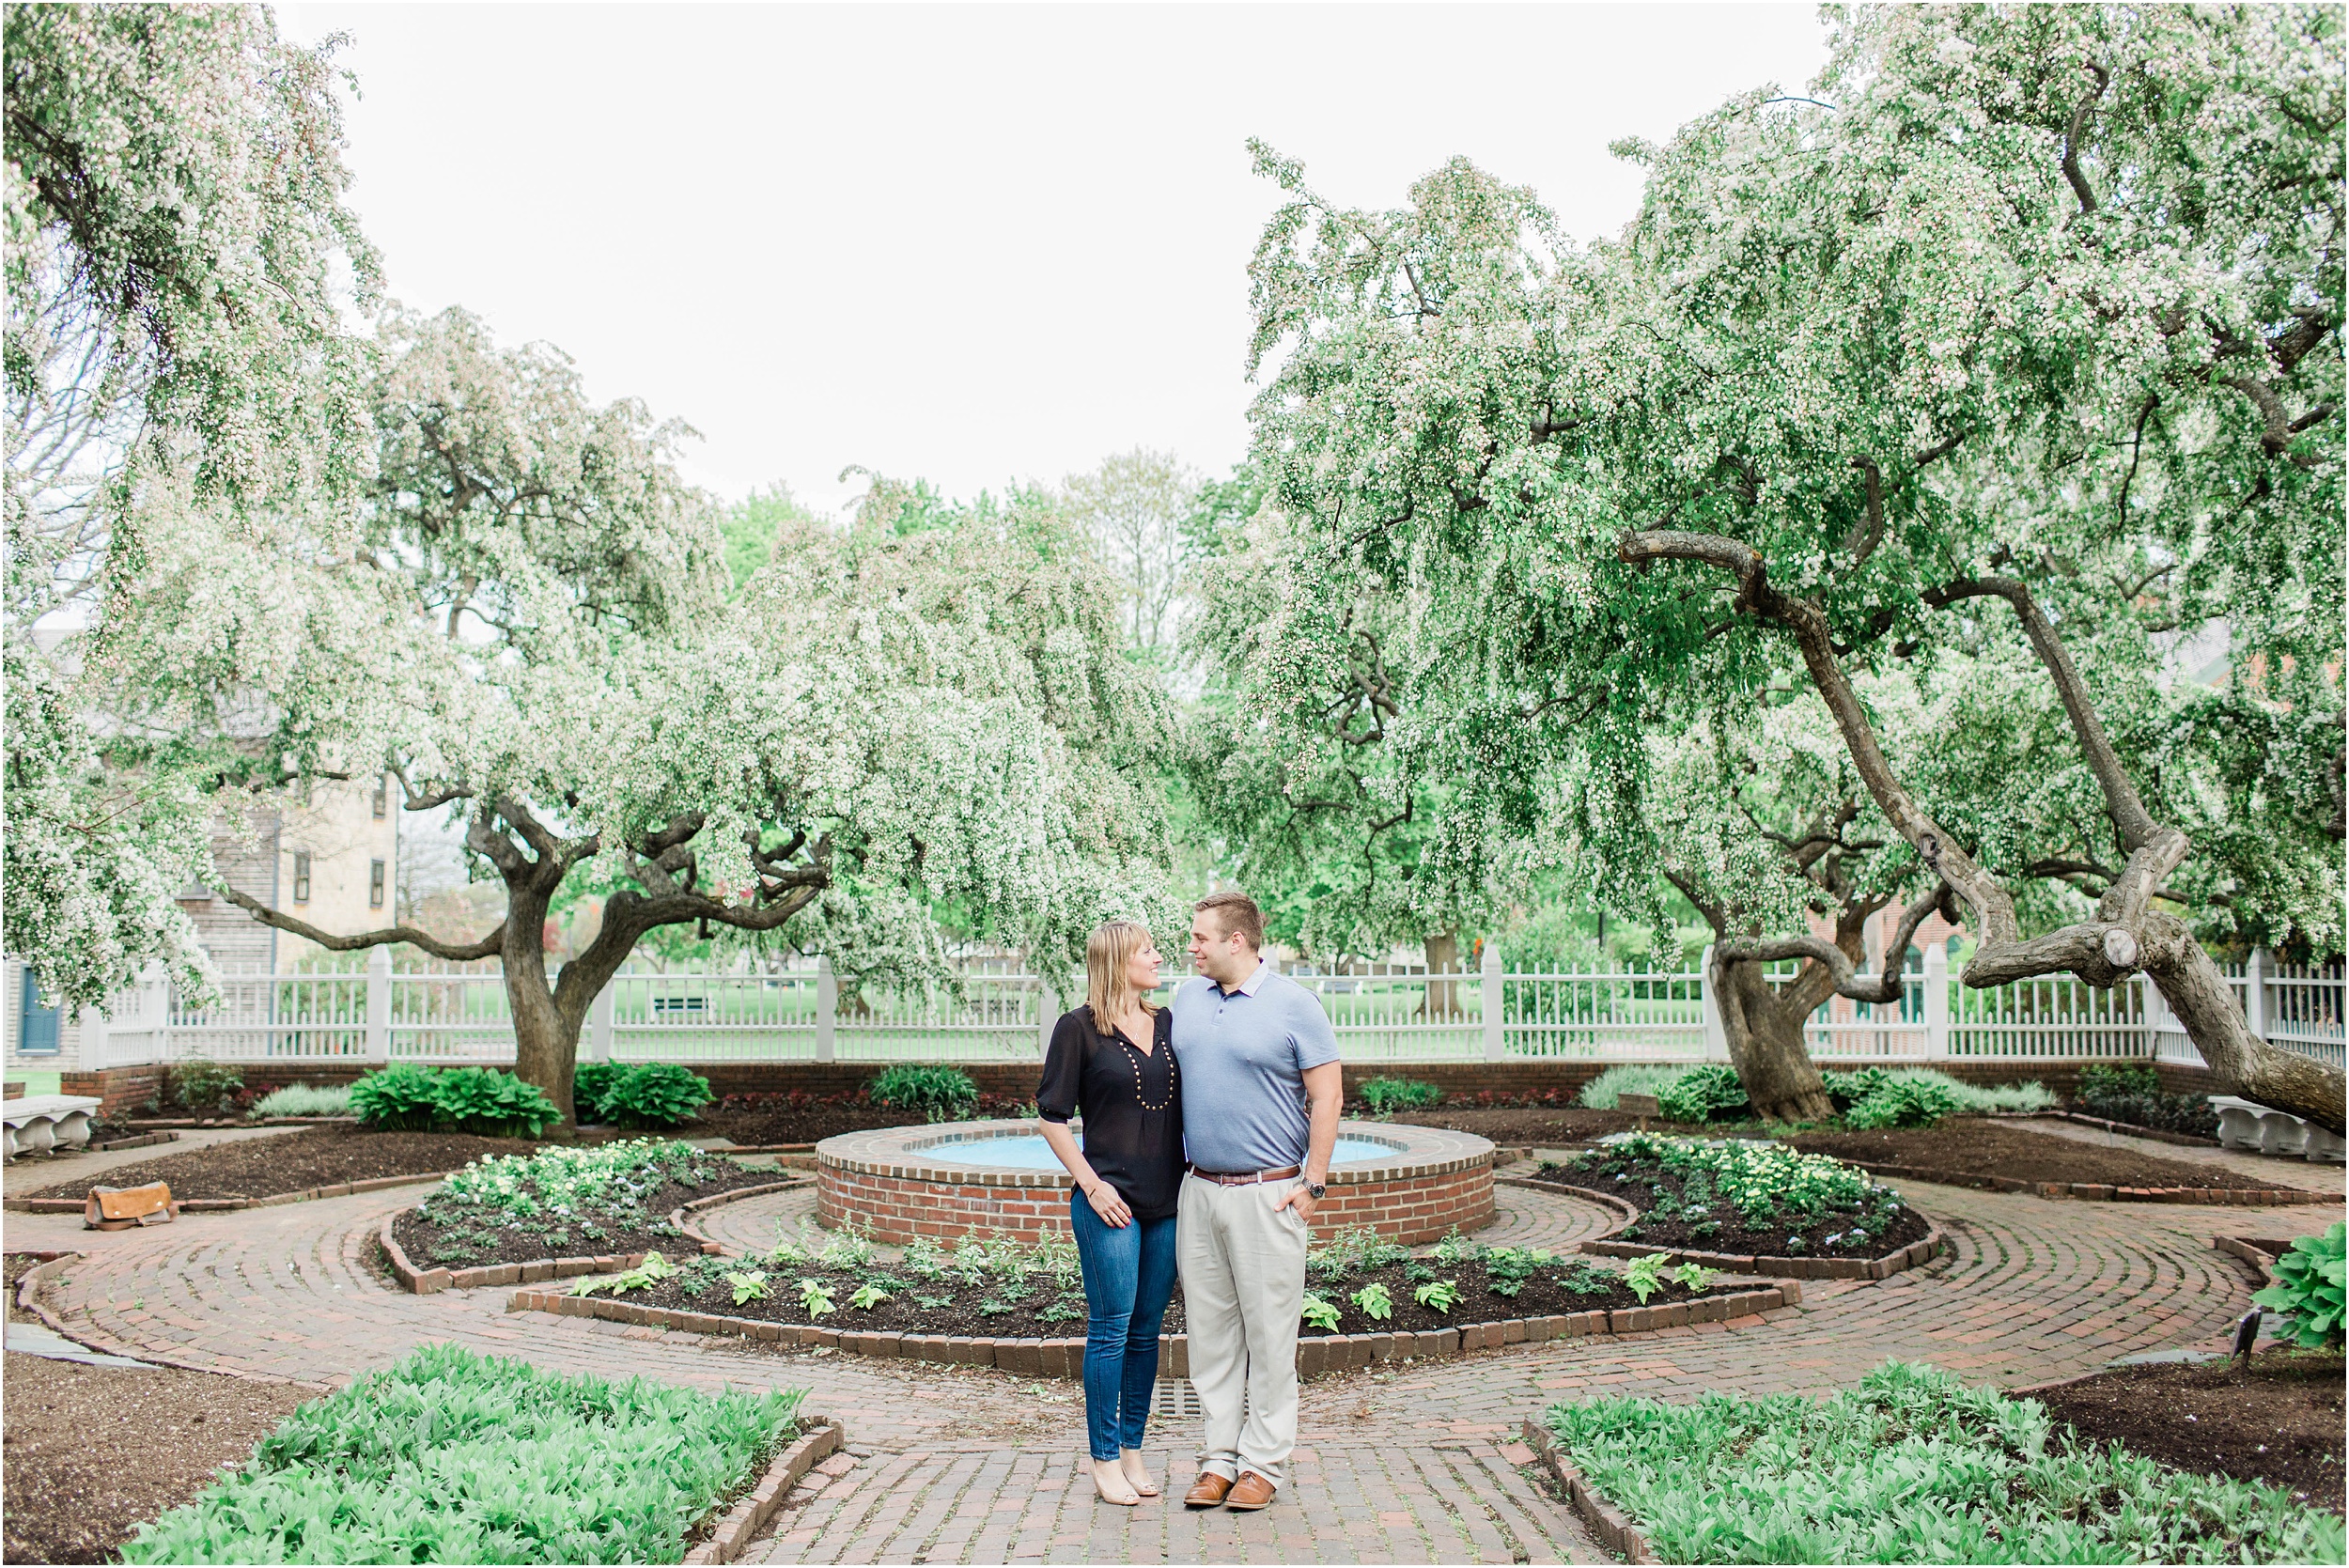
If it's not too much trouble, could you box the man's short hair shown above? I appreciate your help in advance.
[1194,891,1265,950]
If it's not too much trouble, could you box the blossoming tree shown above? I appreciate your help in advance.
[1242,5,2343,1126]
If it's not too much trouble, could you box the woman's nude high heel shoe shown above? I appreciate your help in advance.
[1120,1450,1160,1497]
[1090,1458,1142,1506]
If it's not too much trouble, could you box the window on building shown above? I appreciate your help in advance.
[370,858,386,908]
[293,851,312,903]
[372,778,388,818]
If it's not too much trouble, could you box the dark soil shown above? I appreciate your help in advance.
[2034,1352,2345,1514]
[1788,1120,2299,1192]
[579,1249,1761,1341]
[1,1351,310,1564]
[392,1158,782,1269]
[683,1093,1042,1147]
[1527,1153,1932,1260]
[1381,1106,1668,1144]
[23,1125,544,1203]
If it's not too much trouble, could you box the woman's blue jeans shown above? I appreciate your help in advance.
[1068,1188,1178,1461]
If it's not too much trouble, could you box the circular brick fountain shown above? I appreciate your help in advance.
[815,1118,1497,1245]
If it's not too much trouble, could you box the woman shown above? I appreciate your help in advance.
[1037,921,1182,1506]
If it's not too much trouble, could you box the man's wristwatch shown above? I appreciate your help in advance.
[1304,1181,1327,1200]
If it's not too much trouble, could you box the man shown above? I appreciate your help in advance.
[1170,890,1343,1513]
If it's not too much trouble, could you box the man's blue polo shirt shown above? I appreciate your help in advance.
[1170,960,1342,1173]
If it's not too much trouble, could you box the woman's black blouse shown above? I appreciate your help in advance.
[1037,1005,1182,1219]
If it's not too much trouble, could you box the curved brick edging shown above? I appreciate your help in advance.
[378,1178,804,1294]
[501,1281,1799,1376]
[7,1167,452,1215]
[1840,1160,2321,1205]
[1519,1418,1656,1565]
[817,1119,1499,1247]
[1528,1177,1949,1282]
[685,1416,843,1566]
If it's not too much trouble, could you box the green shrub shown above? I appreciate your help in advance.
[1577,1064,1686,1110]
[597,1064,714,1129]
[2073,1063,2217,1137]
[348,1063,444,1130]
[867,1064,979,1123]
[1842,1074,1963,1130]
[120,1343,803,1565]
[572,1062,623,1121]
[1654,1063,1750,1124]
[1542,1359,2341,1564]
[350,1064,558,1138]
[1358,1077,1442,1114]
[2251,1222,2346,1351]
[163,1059,244,1115]
[249,1084,352,1118]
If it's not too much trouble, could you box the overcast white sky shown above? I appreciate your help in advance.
[277,4,1830,519]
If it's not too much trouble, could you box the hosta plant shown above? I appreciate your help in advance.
[1299,1293,1342,1332]
[2251,1223,2346,1351]
[1351,1282,1394,1322]
[596,1064,715,1129]
[866,1064,979,1124]
[1622,1253,1670,1305]
[1413,1278,1459,1312]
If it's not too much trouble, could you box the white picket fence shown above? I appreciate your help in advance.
[17,945,2341,1077]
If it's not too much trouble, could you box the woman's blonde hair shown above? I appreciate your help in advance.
[1085,921,1159,1034]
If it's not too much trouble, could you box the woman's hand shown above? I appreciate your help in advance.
[1084,1179,1134,1228]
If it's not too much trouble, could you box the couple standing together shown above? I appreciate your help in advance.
[1034,891,1341,1513]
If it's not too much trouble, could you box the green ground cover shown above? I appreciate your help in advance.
[122,1344,802,1564]
[1543,1361,2343,1565]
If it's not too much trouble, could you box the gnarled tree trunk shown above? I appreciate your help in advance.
[2140,913,2344,1135]
[1423,930,1460,1017]
[1710,950,1836,1123]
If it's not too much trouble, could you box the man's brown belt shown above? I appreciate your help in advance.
[1188,1163,1301,1186]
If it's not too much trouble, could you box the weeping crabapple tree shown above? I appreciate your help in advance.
[4,6,382,1009]
[218,319,1180,1120]
[1241,4,2344,1126]
[1183,511,1516,1006]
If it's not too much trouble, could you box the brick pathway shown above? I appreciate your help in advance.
[7,1149,2331,1563]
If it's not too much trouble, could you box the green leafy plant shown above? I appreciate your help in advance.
[572,1062,623,1121]
[1622,1253,1669,1303]
[1576,1064,1686,1111]
[1672,1261,1722,1293]
[1558,1264,1616,1297]
[595,1064,714,1129]
[848,1282,892,1312]
[726,1270,771,1306]
[163,1058,245,1115]
[1358,1077,1442,1115]
[797,1278,836,1318]
[1431,1226,1484,1265]
[1309,1226,1411,1281]
[1036,1296,1083,1325]
[1542,1360,2342,1565]
[2071,1063,2218,1137]
[351,1063,557,1137]
[1300,1292,1342,1332]
[1413,1278,1459,1312]
[573,1251,678,1296]
[866,1064,979,1124]
[1654,1064,1750,1125]
[119,1343,802,1566]
[1484,1247,1551,1298]
[2251,1223,2346,1351]
[1351,1282,1393,1322]
[1842,1075,1962,1131]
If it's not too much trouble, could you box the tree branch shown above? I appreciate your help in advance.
[222,887,506,962]
[1717,882,1954,1003]
[2060,62,2110,217]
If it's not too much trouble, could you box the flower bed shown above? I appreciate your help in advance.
[1790,1122,2321,1203]
[537,1223,1779,1344]
[1530,1134,1934,1270]
[14,1126,544,1206]
[390,1141,780,1272]
[1533,1360,2345,1564]
[119,1344,808,1565]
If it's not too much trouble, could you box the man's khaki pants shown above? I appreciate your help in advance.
[1177,1172,1309,1487]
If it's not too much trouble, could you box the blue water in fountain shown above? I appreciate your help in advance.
[919,1134,1400,1171]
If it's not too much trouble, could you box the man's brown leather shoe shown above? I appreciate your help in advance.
[1223,1472,1277,1511]
[1182,1473,1233,1509]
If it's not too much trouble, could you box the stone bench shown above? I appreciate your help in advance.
[2,1094,102,1160]
[2208,1095,2345,1164]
